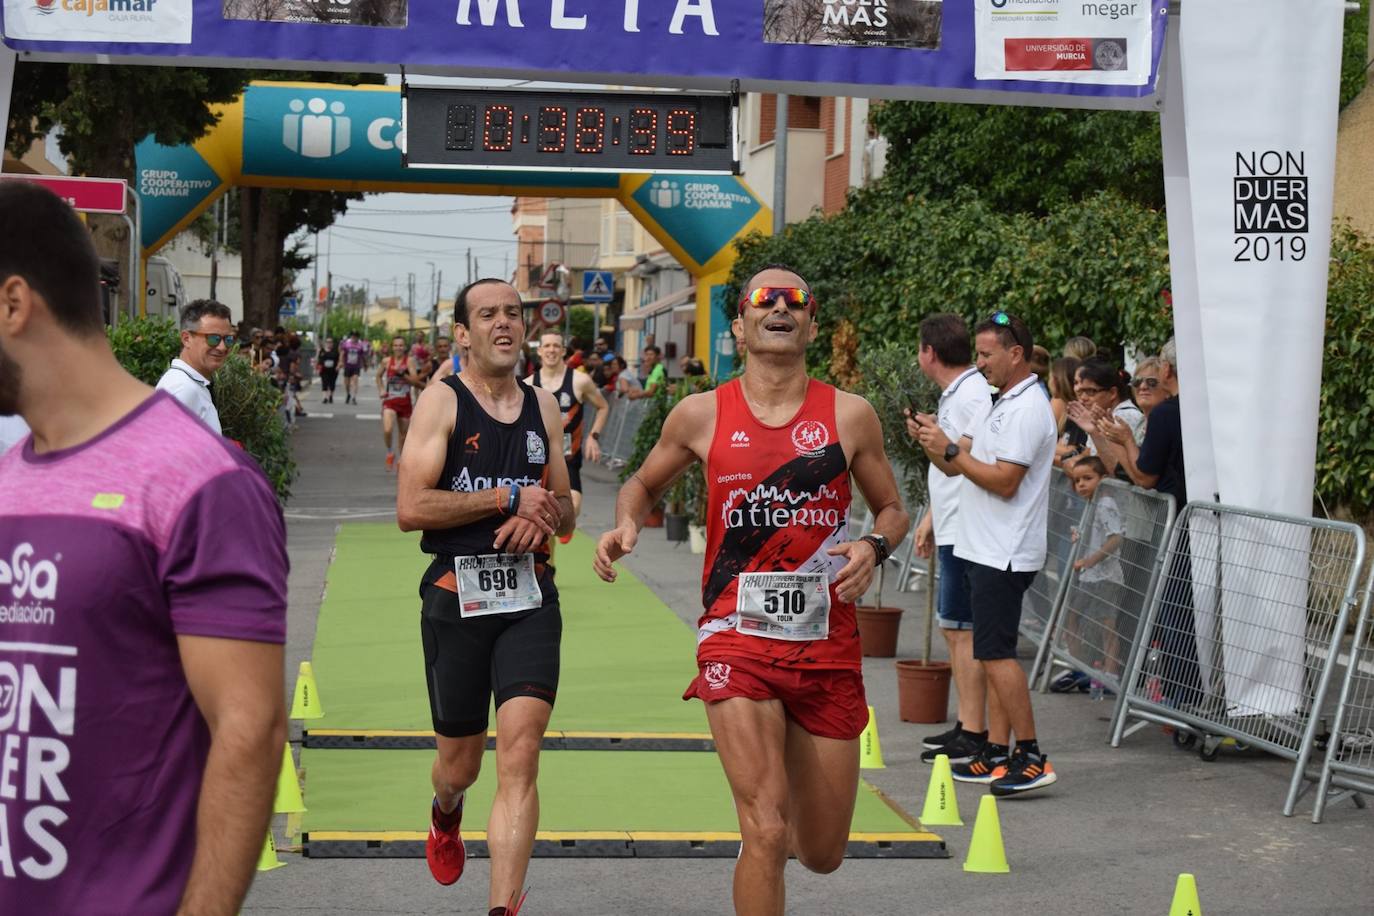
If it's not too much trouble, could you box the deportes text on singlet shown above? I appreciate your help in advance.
[698,379,858,670]
[420,378,552,592]
[533,367,583,462]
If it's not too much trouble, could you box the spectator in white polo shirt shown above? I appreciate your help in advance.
[910,311,1059,797]
[904,313,993,767]
[156,300,235,435]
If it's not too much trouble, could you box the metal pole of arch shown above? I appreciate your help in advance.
[0,45,15,170]
[773,95,788,235]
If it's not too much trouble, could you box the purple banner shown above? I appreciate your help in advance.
[1,1,1167,105]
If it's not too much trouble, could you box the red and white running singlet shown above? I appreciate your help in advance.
[698,378,858,670]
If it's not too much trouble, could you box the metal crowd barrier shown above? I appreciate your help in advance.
[1108,502,1365,816]
[1020,469,1088,651]
[600,396,649,468]
[1032,480,1176,697]
[1311,576,1374,822]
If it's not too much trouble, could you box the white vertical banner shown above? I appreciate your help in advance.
[1180,0,1343,715]
[0,42,14,168]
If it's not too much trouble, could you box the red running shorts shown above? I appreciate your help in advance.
[683,655,868,741]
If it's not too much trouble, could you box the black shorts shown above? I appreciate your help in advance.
[344,367,361,378]
[320,369,338,389]
[419,575,561,738]
[966,561,1037,661]
[566,457,583,494]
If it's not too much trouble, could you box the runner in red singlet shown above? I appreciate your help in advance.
[594,266,910,916]
[377,334,421,470]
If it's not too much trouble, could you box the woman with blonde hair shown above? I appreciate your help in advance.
[1063,336,1097,361]
[1050,356,1084,466]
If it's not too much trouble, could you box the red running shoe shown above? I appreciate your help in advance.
[426,796,466,886]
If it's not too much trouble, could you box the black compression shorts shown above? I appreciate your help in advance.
[567,460,583,494]
[419,574,561,738]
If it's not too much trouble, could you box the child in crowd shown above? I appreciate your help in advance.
[1051,456,1127,692]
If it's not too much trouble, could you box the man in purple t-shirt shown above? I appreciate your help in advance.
[341,331,369,405]
[0,182,289,914]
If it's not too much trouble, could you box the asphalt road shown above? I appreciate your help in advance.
[243,387,1374,915]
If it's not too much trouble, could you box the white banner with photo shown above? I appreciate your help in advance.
[974,0,1157,85]
[1178,0,1343,716]
[3,0,192,44]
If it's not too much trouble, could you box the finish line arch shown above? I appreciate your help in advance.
[136,80,772,361]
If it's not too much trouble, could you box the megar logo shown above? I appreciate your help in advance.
[0,544,58,602]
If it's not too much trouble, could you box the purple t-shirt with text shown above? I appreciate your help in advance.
[0,393,287,913]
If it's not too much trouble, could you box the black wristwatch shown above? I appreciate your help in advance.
[591,431,601,441]
[943,442,960,462]
[860,534,890,567]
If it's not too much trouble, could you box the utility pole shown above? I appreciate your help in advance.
[434,270,443,343]
[324,270,333,339]
[407,272,415,337]
[773,95,789,234]
[466,248,473,286]
[312,231,320,320]
[209,195,222,300]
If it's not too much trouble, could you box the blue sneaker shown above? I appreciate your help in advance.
[1049,670,1090,694]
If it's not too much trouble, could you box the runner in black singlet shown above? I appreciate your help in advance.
[397,279,572,916]
[526,330,609,521]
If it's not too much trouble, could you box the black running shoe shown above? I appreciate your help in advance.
[951,744,1010,785]
[990,748,1058,797]
[922,720,963,750]
[920,730,986,765]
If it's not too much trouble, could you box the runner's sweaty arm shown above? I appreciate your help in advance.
[397,381,564,539]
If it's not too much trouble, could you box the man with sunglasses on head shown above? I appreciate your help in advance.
[910,312,1059,797]
[595,265,909,916]
[156,299,236,435]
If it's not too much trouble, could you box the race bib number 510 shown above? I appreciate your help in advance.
[456,554,542,617]
[735,572,831,641]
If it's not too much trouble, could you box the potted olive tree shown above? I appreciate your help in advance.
[856,343,952,720]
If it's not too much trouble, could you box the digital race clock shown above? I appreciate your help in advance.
[402,86,739,175]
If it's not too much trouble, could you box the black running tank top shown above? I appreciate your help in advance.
[420,377,551,561]
[533,367,584,460]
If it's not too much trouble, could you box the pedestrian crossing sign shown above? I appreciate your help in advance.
[583,270,614,303]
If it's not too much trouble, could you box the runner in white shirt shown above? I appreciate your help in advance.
[910,311,1059,797]
[155,300,235,436]
[905,314,993,767]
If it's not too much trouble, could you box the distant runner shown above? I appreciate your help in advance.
[398,279,573,916]
[341,330,369,404]
[527,330,609,532]
[594,266,909,916]
[377,334,421,470]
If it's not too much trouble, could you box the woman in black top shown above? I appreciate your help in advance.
[316,336,341,404]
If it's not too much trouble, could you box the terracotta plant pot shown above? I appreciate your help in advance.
[855,605,903,657]
[665,512,689,542]
[644,506,665,528]
[895,659,953,724]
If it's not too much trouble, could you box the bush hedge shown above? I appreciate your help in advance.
[107,317,296,501]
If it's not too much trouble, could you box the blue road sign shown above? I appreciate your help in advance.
[583,270,614,303]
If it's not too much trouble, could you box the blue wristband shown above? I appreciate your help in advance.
[508,483,521,516]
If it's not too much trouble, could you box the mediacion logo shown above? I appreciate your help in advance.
[0,543,58,602]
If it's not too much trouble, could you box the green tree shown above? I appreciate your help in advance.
[6,62,251,300]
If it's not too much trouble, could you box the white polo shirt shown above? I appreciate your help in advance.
[156,358,222,435]
[954,374,1057,572]
[928,367,993,546]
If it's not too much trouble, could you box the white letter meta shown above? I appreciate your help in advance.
[670,0,718,35]
[457,0,524,27]
[551,0,587,29]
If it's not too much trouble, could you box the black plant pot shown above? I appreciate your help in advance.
[665,512,690,542]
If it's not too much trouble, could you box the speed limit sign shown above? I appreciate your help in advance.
[540,299,565,327]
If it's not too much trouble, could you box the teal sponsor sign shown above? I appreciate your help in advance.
[134,139,224,251]
[631,176,761,268]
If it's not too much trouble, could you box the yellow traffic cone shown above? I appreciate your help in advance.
[274,744,306,814]
[1168,873,1203,916]
[289,661,324,720]
[920,754,963,826]
[963,795,1009,874]
[256,830,287,872]
[859,706,885,769]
